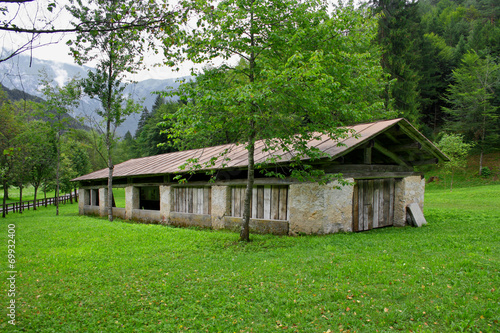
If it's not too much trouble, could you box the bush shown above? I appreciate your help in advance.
[480,166,492,178]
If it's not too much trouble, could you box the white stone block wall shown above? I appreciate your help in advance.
[394,175,425,227]
[288,179,354,235]
[160,185,171,224]
[78,189,89,215]
[98,188,108,217]
[211,186,230,229]
[125,186,140,220]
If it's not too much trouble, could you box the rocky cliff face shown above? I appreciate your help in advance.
[0,53,185,136]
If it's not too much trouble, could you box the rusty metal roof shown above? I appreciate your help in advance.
[73,118,448,182]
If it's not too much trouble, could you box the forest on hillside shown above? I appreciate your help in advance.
[1,0,499,212]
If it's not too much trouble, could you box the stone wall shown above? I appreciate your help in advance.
[98,188,108,217]
[394,175,425,227]
[78,190,89,215]
[112,207,126,219]
[170,212,212,228]
[211,186,230,230]
[288,179,354,235]
[160,185,171,224]
[125,186,140,220]
[82,205,99,216]
[132,209,162,223]
[79,175,425,234]
[224,217,289,235]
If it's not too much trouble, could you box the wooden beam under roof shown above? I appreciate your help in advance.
[411,158,439,166]
[382,131,400,144]
[373,141,409,167]
[397,123,446,161]
[393,142,422,152]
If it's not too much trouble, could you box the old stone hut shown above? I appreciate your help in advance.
[73,118,448,235]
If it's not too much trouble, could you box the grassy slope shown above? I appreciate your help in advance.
[424,152,500,190]
[1,186,499,332]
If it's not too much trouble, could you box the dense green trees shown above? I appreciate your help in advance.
[0,83,95,217]
[443,52,499,174]
[0,88,19,217]
[369,0,499,138]
[419,0,499,137]
[370,0,423,123]
[134,97,179,157]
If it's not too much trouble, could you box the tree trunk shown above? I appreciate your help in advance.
[450,170,454,192]
[106,44,115,222]
[240,136,255,242]
[240,6,256,242]
[19,184,23,214]
[74,186,78,203]
[5,185,9,200]
[56,131,60,216]
[108,164,114,221]
[479,114,486,176]
[107,117,114,222]
[479,149,483,176]
[2,179,7,218]
[33,186,38,211]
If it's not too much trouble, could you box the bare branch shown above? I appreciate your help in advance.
[0,1,34,3]
[0,14,176,34]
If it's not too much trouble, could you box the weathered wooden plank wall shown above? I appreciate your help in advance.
[354,179,395,231]
[231,185,288,221]
[173,187,211,214]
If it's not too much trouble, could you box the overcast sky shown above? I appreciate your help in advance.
[1,0,196,81]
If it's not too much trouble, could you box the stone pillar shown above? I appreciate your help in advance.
[78,189,89,215]
[211,186,230,229]
[160,185,171,224]
[288,179,354,235]
[98,188,108,217]
[125,186,140,220]
[394,175,425,227]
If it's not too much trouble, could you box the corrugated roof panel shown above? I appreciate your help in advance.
[73,118,442,182]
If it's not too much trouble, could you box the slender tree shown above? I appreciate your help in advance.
[39,75,81,215]
[67,0,177,221]
[25,121,57,210]
[437,133,473,191]
[167,0,388,241]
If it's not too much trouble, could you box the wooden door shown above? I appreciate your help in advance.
[353,179,395,231]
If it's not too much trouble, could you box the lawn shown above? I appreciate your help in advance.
[1,185,499,332]
[0,186,58,205]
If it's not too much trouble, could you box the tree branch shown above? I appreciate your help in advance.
[0,1,34,3]
[0,14,175,34]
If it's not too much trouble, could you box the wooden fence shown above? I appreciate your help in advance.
[0,192,78,215]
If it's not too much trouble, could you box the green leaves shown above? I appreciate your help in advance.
[47,2,56,13]
[442,51,500,155]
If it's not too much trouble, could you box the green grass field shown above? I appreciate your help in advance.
[1,185,499,332]
[0,186,58,205]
